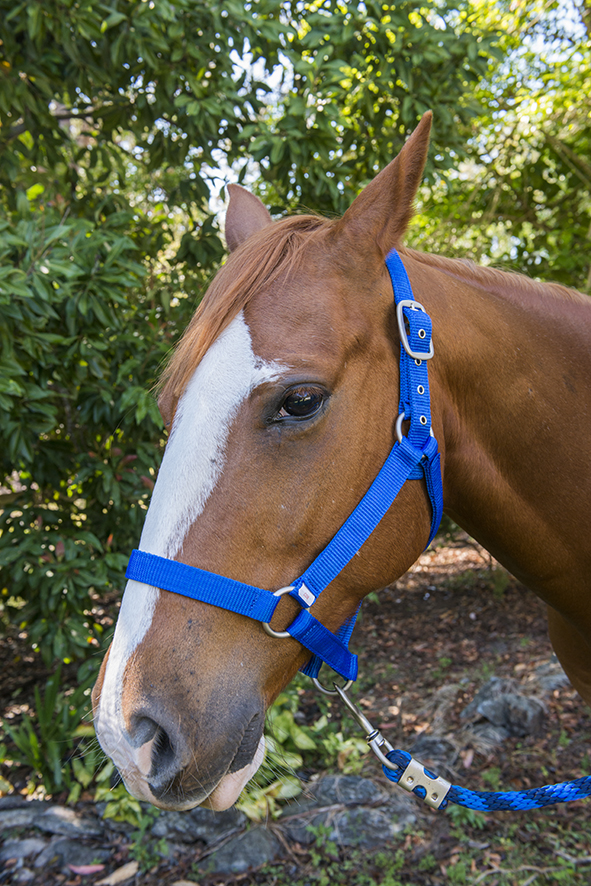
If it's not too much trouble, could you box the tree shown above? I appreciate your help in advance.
[412,0,591,292]
[0,0,500,669]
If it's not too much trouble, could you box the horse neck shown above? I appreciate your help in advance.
[413,253,591,604]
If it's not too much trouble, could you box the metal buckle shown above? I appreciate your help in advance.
[396,300,434,360]
[262,585,295,638]
[398,757,451,810]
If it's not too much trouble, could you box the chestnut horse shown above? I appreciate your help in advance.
[92,113,591,812]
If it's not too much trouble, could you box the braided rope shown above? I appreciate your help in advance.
[383,749,591,811]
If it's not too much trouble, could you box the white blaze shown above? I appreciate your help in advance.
[96,312,285,769]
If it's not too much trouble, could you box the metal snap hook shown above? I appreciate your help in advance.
[262,585,295,639]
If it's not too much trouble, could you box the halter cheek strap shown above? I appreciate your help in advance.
[125,248,443,682]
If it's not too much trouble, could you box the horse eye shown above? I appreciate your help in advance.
[279,388,324,419]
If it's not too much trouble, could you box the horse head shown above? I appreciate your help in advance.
[91,114,443,811]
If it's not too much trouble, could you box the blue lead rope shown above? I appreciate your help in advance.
[383,749,591,811]
[333,684,591,813]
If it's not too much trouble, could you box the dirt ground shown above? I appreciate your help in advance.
[2,534,591,885]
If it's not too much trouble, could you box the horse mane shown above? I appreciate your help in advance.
[160,214,333,400]
[161,217,588,403]
[404,248,589,305]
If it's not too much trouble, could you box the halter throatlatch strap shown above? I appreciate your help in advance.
[125,248,443,681]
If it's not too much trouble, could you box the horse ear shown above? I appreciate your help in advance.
[225,184,273,252]
[340,111,432,253]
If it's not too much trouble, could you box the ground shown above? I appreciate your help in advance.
[2,533,591,885]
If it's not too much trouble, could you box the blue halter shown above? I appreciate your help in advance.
[125,248,444,683]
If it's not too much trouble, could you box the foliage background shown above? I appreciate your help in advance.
[0,0,589,798]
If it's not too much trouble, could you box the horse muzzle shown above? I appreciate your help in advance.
[92,659,267,811]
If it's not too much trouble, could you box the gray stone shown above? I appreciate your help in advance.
[535,658,571,693]
[198,826,282,874]
[0,796,47,811]
[329,804,413,848]
[281,777,416,848]
[0,838,47,863]
[409,735,458,776]
[0,808,40,830]
[460,677,546,737]
[152,805,246,845]
[36,805,103,838]
[469,722,511,747]
[307,775,388,808]
[34,837,109,871]
[14,868,35,884]
[283,801,414,848]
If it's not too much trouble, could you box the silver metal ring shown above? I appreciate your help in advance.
[395,410,406,444]
[396,410,435,446]
[312,676,354,696]
[262,585,295,639]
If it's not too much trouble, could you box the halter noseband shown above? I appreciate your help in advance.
[125,248,444,683]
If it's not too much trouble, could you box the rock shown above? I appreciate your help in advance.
[0,796,47,811]
[36,805,103,838]
[535,657,571,693]
[14,868,36,884]
[152,805,246,845]
[0,808,40,830]
[307,774,388,808]
[409,735,458,777]
[460,677,546,737]
[283,796,415,848]
[197,826,282,874]
[281,774,415,848]
[329,803,413,848]
[465,721,511,754]
[0,838,47,863]
[34,837,110,871]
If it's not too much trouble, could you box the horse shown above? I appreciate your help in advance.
[91,112,591,813]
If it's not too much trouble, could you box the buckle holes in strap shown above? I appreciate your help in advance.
[415,359,422,366]
[417,385,425,395]
[418,329,426,339]
[420,416,428,426]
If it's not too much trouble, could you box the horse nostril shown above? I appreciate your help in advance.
[130,715,178,780]
[152,726,175,771]
[129,715,159,748]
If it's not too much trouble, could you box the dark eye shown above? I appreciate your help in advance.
[279,387,325,419]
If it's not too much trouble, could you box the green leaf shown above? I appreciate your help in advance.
[101,11,127,32]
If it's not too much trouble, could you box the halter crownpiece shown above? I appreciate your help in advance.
[125,248,443,682]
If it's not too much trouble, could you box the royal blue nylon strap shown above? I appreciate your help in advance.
[125,550,359,681]
[291,434,437,605]
[126,549,279,622]
[124,248,443,683]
